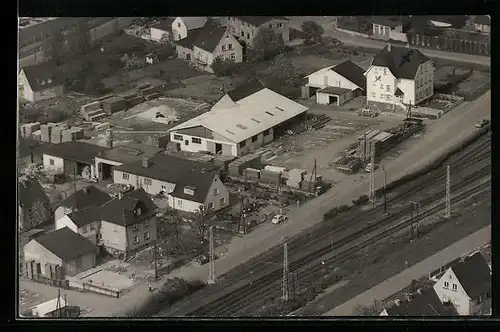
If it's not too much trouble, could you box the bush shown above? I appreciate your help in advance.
[352,195,369,205]
[337,205,350,212]
[212,59,246,77]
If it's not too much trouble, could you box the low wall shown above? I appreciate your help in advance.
[67,277,120,298]
[434,93,465,114]
[407,32,490,56]
[336,28,370,38]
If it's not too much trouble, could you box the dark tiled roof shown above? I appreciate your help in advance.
[176,126,214,139]
[99,143,163,164]
[176,27,204,48]
[115,154,219,204]
[236,16,288,27]
[18,176,51,212]
[193,25,228,53]
[226,79,266,102]
[395,88,404,96]
[67,205,100,227]
[34,227,96,261]
[474,15,490,26]
[318,87,351,95]
[21,63,64,92]
[152,18,174,32]
[372,45,431,79]
[372,16,404,29]
[452,252,491,300]
[42,141,108,165]
[330,60,367,91]
[385,288,457,316]
[59,185,111,210]
[98,188,156,227]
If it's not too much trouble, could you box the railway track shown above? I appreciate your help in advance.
[190,166,491,316]
[158,133,490,316]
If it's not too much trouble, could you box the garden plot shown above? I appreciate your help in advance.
[455,71,491,98]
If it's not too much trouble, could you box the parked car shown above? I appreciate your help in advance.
[475,119,490,128]
[365,163,379,173]
[272,214,288,225]
[194,254,209,265]
[358,109,378,117]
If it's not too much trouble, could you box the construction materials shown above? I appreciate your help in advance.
[145,92,161,101]
[287,168,307,188]
[95,122,111,132]
[80,101,101,114]
[244,168,261,181]
[41,124,52,143]
[260,169,281,185]
[20,122,41,138]
[50,126,63,144]
[101,96,127,115]
[61,127,84,143]
[264,165,288,174]
[126,96,145,107]
[83,109,107,122]
[228,153,262,177]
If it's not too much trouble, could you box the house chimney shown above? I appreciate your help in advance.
[142,157,151,168]
[387,43,392,52]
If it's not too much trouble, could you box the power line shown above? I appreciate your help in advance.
[208,226,216,284]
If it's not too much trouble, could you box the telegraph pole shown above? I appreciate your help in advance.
[282,238,289,301]
[153,242,158,281]
[444,165,451,218]
[369,142,376,205]
[208,226,216,284]
[383,167,388,214]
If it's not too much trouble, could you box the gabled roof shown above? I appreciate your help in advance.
[193,25,228,53]
[371,45,431,79]
[152,18,174,32]
[451,252,491,300]
[330,60,367,91]
[178,17,208,30]
[59,185,111,210]
[176,27,204,49]
[385,288,457,316]
[474,15,491,26]
[98,188,157,227]
[21,63,64,92]
[18,176,51,211]
[98,142,163,164]
[115,155,219,204]
[226,79,266,102]
[235,16,288,27]
[66,205,100,228]
[170,87,309,144]
[41,141,108,165]
[33,227,96,261]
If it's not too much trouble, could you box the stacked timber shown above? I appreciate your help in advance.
[260,169,281,185]
[20,122,41,138]
[50,126,63,143]
[61,127,84,143]
[244,168,261,181]
[101,96,127,115]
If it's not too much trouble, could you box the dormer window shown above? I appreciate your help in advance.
[135,208,142,216]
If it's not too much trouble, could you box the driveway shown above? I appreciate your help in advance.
[286,17,491,67]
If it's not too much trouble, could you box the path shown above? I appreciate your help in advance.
[287,17,491,67]
[323,225,491,316]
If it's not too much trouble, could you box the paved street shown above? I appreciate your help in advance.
[323,225,491,316]
[286,17,491,67]
[168,91,491,283]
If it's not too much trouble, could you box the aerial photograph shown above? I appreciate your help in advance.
[17,16,490,318]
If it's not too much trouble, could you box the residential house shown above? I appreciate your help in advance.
[24,298,69,318]
[433,252,491,315]
[371,16,409,42]
[380,288,457,316]
[304,60,366,107]
[113,155,229,213]
[169,80,308,157]
[18,63,65,102]
[171,17,208,41]
[364,44,435,111]
[473,15,490,34]
[98,189,157,259]
[56,205,101,245]
[224,16,290,47]
[175,22,243,73]
[24,227,97,278]
[41,141,108,179]
[54,185,111,222]
[94,142,164,181]
[150,18,174,42]
[18,176,52,231]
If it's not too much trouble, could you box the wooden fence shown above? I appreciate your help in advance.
[407,33,490,56]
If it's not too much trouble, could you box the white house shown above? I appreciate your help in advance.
[112,154,229,213]
[371,16,408,43]
[170,80,308,157]
[53,185,111,223]
[379,288,456,316]
[223,16,290,47]
[364,44,435,111]
[19,64,65,102]
[433,252,491,316]
[171,17,208,41]
[304,60,366,107]
[175,22,243,73]
[474,15,490,34]
[150,18,174,42]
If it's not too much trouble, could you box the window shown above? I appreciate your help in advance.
[136,208,142,216]
[186,53,191,61]
[177,199,183,207]
[220,197,226,205]
[184,140,189,146]
[452,283,458,291]
[252,135,258,142]
[278,23,283,28]
[386,85,390,92]
[247,33,250,39]
[144,220,149,228]
[208,202,214,209]
[269,24,273,28]
[383,68,387,75]
[214,187,219,196]
[218,55,225,61]
[122,173,130,180]
[228,43,233,50]
[222,45,227,51]
[143,178,152,185]
[239,141,246,148]
[49,159,54,166]
[192,137,202,144]
[178,34,181,40]
[133,236,139,244]
[444,281,449,288]
[81,225,89,234]
[231,53,236,60]
[132,224,138,231]
[144,231,150,240]
[178,22,181,28]
[241,31,244,37]
[173,134,183,141]
[89,223,95,231]
[264,129,270,136]
[371,92,376,98]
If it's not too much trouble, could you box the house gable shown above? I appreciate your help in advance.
[433,267,470,307]
[212,94,238,111]
[24,239,63,264]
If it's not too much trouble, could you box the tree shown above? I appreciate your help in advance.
[251,28,285,61]
[301,20,324,45]
[50,28,65,65]
[29,199,50,228]
[269,54,297,83]
[189,205,214,243]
